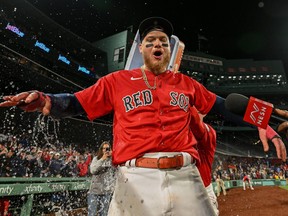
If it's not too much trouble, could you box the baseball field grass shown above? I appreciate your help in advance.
[280,185,288,190]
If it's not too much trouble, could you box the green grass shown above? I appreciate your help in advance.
[280,185,288,190]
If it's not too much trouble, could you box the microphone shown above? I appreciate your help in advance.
[225,93,288,129]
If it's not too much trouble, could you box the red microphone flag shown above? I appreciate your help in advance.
[243,96,274,129]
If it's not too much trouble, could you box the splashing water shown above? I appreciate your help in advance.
[32,114,60,147]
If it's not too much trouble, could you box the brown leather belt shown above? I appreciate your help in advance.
[122,154,185,169]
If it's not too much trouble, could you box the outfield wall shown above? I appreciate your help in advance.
[212,179,287,193]
[0,178,286,215]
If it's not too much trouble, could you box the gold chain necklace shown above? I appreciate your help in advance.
[141,66,157,90]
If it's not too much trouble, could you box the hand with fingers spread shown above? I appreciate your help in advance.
[0,91,51,115]
[258,125,287,162]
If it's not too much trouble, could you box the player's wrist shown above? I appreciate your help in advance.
[266,125,281,140]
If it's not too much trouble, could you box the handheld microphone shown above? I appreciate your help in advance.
[225,93,288,129]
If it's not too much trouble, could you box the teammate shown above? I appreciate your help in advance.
[242,173,254,190]
[216,169,227,197]
[190,102,282,215]
[0,17,286,215]
[190,106,219,215]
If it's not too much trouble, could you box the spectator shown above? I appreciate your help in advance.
[4,148,28,177]
[77,152,92,177]
[0,143,8,176]
[61,155,78,177]
[28,150,49,177]
[48,152,64,177]
[87,141,116,216]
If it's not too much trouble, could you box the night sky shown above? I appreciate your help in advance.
[21,0,288,70]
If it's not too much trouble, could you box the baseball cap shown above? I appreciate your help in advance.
[138,17,174,41]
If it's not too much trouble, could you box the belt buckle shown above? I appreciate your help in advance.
[157,154,183,169]
[157,156,168,169]
[174,154,183,170]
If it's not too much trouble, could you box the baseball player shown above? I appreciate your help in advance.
[0,17,286,215]
[190,106,219,215]
[215,167,227,196]
[242,173,254,190]
[188,87,283,216]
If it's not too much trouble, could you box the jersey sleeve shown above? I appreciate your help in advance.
[74,74,115,121]
[191,78,216,115]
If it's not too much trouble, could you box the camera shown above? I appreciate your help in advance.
[105,147,110,152]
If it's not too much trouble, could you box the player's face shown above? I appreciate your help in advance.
[139,30,171,75]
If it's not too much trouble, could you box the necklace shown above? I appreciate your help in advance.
[141,66,157,90]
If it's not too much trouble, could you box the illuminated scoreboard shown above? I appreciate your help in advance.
[3,22,101,78]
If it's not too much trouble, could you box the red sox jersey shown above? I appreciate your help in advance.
[190,107,217,187]
[197,124,216,187]
[75,68,216,165]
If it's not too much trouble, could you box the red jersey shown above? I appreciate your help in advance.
[75,68,216,165]
[197,124,216,187]
[77,154,92,177]
[189,106,216,187]
[243,175,250,182]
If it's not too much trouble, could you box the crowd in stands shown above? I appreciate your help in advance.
[0,134,93,178]
[0,130,287,215]
[1,132,287,182]
[212,153,288,183]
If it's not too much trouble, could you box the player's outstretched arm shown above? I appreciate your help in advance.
[258,126,287,161]
[0,91,85,118]
[211,96,287,161]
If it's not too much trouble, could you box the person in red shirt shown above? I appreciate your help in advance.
[190,107,219,215]
[190,106,283,215]
[77,153,92,177]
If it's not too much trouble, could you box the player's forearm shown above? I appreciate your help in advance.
[48,93,85,118]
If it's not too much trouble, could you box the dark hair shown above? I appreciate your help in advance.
[96,141,110,160]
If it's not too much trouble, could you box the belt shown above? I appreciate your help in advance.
[121,154,187,169]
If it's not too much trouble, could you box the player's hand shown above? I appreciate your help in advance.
[258,126,287,161]
[102,150,112,160]
[274,108,288,118]
[276,121,288,140]
[0,91,51,115]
